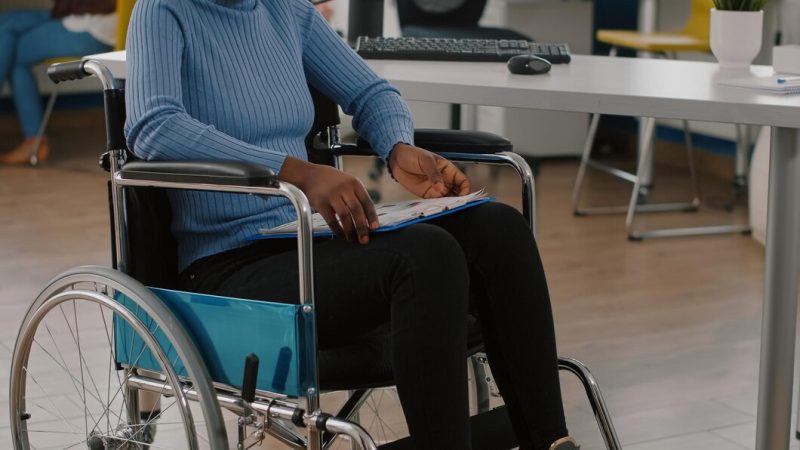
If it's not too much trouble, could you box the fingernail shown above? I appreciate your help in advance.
[371,221,379,229]
[360,235,369,244]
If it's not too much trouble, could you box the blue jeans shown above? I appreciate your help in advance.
[0,10,112,137]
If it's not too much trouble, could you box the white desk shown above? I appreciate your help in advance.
[85,50,800,450]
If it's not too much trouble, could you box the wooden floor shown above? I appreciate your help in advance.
[0,109,794,449]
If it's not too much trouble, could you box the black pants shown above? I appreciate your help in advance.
[180,202,567,450]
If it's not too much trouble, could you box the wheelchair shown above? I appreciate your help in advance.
[9,60,622,450]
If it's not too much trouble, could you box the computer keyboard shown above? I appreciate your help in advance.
[354,36,572,64]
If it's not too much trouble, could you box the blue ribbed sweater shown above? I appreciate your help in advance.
[125,0,415,271]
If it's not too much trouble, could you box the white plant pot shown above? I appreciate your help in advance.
[710,9,764,70]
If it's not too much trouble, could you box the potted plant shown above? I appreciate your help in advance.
[710,0,767,70]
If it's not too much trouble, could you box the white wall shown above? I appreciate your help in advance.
[495,0,593,157]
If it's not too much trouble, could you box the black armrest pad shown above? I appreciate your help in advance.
[331,144,373,157]
[119,160,278,187]
[413,129,513,154]
[345,129,513,156]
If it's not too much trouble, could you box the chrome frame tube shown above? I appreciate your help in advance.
[626,117,657,231]
[638,117,656,188]
[558,357,621,450]
[629,224,751,240]
[333,148,537,235]
[113,173,322,447]
[585,159,639,184]
[11,290,198,449]
[681,118,701,207]
[735,124,751,187]
[81,59,121,90]
[129,375,310,448]
[322,417,378,450]
[438,151,537,236]
[572,112,602,212]
[113,175,315,310]
[128,373,378,450]
[110,150,129,272]
[469,354,491,414]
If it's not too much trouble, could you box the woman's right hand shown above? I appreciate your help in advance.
[279,157,379,244]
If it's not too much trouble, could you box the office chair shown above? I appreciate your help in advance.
[9,60,621,450]
[28,0,136,165]
[572,0,751,240]
[397,0,530,41]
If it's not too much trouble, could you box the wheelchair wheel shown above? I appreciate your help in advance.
[9,265,228,450]
[341,387,408,448]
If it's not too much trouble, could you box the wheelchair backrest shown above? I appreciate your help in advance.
[122,185,179,288]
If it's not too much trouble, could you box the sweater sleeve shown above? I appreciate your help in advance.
[293,0,415,160]
[124,0,290,173]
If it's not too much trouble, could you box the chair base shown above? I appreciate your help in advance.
[629,224,752,241]
[29,86,59,166]
[572,47,751,240]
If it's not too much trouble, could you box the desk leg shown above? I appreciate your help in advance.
[756,126,800,450]
[638,118,655,191]
[638,0,657,34]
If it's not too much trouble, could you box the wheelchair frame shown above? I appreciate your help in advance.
[10,60,621,450]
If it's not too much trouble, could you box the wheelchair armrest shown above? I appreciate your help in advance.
[337,129,513,157]
[119,160,278,187]
[413,129,513,154]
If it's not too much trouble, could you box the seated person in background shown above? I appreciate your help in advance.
[316,1,334,21]
[125,0,578,449]
[0,0,116,164]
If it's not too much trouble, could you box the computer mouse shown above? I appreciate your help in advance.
[507,55,552,75]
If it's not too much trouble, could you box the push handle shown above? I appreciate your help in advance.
[242,353,260,404]
[47,60,88,84]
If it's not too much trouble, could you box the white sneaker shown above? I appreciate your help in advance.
[549,436,580,450]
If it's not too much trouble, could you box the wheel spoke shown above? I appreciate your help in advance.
[61,437,90,450]
[30,338,114,426]
[72,301,90,438]
[13,274,219,450]
[40,323,90,413]
[99,304,117,434]
[25,429,85,435]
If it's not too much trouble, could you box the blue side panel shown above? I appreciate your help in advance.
[114,293,188,378]
[114,289,315,397]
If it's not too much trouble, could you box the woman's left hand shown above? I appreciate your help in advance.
[389,143,471,198]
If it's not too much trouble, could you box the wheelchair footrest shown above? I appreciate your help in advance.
[377,406,518,450]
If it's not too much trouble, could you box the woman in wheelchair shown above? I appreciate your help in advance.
[125,0,578,449]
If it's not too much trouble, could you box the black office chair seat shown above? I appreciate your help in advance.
[398,0,532,41]
[402,25,531,41]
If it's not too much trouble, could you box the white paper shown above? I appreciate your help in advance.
[716,74,800,94]
[260,189,488,235]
